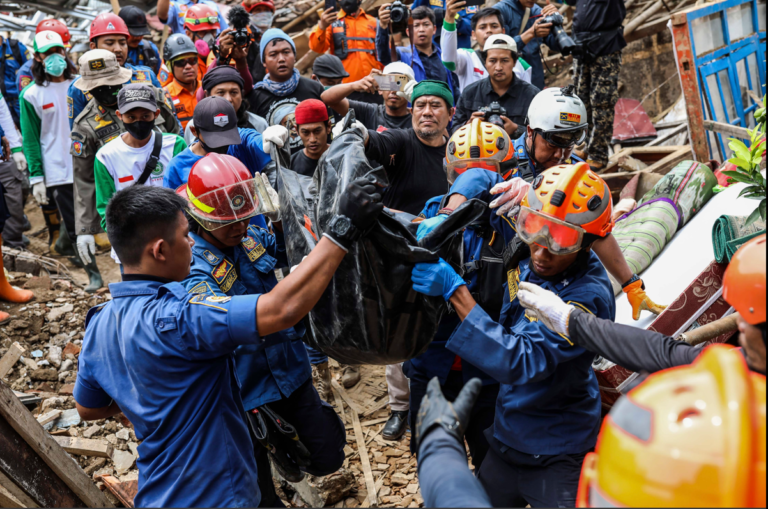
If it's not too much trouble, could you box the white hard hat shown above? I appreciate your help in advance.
[483,34,517,55]
[527,86,588,146]
[383,62,416,82]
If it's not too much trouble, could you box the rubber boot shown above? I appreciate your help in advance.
[74,249,104,293]
[42,209,62,254]
[0,234,35,304]
[55,225,80,264]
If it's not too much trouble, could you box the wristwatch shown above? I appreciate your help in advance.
[328,214,361,245]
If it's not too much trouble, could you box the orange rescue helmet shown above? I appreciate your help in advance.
[37,19,71,48]
[445,118,515,183]
[184,4,221,32]
[723,234,766,325]
[89,13,130,41]
[577,344,766,508]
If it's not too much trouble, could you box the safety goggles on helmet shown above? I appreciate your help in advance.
[536,126,587,149]
[185,15,219,25]
[517,206,587,255]
[184,178,276,231]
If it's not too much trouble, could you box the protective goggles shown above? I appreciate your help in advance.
[446,158,517,184]
[185,178,276,231]
[517,206,586,255]
[537,127,587,149]
[185,15,219,25]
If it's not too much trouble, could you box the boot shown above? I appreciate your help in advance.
[73,248,104,293]
[94,232,111,250]
[382,410,409,441]
[42,209,61,254]
[0,234,35,304]
[341,364,361,388]
[53,222,77,259]
[312,361,333,402]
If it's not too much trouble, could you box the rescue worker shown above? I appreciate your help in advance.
[157,0,228,35]
[442,86,666,320]
[20,32,104,290]
[404,118,514,468]
[0,89,29,249]
[311,0,382,103]
[119,6,162,74]
[17,19,72,93]
[178,154,346,505]
[68,13,165,129]
[411,162,616,507]
[73,174,384,506]
[183,4,221,68]
[162,34,200,129]
[0,33,29,126]
[70,50,179,291]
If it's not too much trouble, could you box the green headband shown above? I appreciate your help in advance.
[410,80,454,108]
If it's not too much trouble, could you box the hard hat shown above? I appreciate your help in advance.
[527,85,588,148]
[383,61,415,82]
[723,234,766,325]
[184,4,221,32]
[89,13,131,41]
[483,34,517,55]
[519,162,613,254]
[243,0,276,12]
[176,153,274,230]
[163,33,198,63]
[36,19,71,48]
[445,118,515,183]
[577,344,767,508]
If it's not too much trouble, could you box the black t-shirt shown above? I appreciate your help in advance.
[350,100,412,131]
[365,129,449,215]
[248,77,324,154]
[453,76,540,136]
[567,0,627,57]
[290,149,320,178]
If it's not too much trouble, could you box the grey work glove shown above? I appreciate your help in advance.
[414,376,481,451]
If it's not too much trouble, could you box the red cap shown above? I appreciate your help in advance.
[243,0,275,12]
[295,99,329,125]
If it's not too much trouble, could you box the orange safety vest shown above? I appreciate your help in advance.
[309,10,382,83]
[164,78,199,129]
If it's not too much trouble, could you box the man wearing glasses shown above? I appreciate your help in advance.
[162,34,200,129]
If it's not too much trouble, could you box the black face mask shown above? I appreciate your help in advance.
[200,140,230,154]
[90,84,122,106]
[123,120,155,140]
[340,0,360,13]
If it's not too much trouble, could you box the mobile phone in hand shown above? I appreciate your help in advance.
[374,73,410,91]
[325,0,337,11]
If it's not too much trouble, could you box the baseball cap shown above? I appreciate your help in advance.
[483,34,518,55]
[118,84,157,114]
[33,31,65,54]
[193,97,242,148]
[119,6,151,37]
[73,49,133,91]
[312,54,350,79]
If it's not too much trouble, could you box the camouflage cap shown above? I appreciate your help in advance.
[73,49,132,92]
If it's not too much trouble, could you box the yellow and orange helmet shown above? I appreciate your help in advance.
[723,234,766,325]
[577,344,766,508]
[518,162,613,254]
[445,118,516,183]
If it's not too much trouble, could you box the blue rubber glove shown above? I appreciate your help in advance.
[411,259,466,301]
[416,214,449,241]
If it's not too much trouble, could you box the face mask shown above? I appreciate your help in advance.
[250,12,274,30]
[90,84,122,106]
[43,53,67,77]
[195,38,212,57]
[200,140,229,154]
[339,0,361,12]
[123,120,155,140]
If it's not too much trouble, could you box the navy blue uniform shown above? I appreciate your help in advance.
[126,41,162,74]
[74,277,273,507]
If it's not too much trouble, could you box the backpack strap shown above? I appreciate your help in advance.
[136,131,163,185]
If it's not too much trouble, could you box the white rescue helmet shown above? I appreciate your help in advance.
[383,61,416,82]
[526,85,588,148]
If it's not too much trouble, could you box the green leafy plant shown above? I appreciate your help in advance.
[723,95,766,225]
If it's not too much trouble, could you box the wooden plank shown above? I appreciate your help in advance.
[281,0,323,32]
[0,482,25,508]
[645,123,688,146]
[52,437,113,458]
[0,380,112,508]
[642,146,692,174]
[653,120,685,130]
[0,470,38,508]
[362,397,390,418]
[624,0,664,35]
[702,120,750,140]
[349,400,378,507]
[332,386,348,425]
[0,342,25,380]
[345,416,390,430]
[98,476,137,508]
[331,380,365,415]
[348,425,385,461]
[36,410,61,426]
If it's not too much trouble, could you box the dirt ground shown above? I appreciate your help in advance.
[1,201,426,508]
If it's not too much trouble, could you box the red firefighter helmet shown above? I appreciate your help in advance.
[37,19,71,48]
[184,4,221,32]
[176,153,273,230]
[89,13,130,41]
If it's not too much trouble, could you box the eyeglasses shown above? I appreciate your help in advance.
[173,57,198,68]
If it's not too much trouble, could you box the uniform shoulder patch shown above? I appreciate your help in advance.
[241,235,266,262]
[212,259,237,292]
[71,140,84,157]
[206,295,231,303]
[188,281,214,295]
[507,267,520,302]
[189,293,229,311]
[202,250,220,264]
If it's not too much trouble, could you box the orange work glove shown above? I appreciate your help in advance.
[623,279,667,320]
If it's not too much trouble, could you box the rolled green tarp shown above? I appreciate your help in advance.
[712,214,766,263]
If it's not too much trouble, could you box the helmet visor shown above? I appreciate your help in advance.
[185,177,276,231]
[540,127,587,149]
[446,158,503,184]
[518,206,585,255]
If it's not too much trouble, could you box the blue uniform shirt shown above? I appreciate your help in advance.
[182,227,312,410]
[164,128,272,189]
[446,252,615,455]
[68,64,163,128]
[1,38,28,99]
[412,0,476,49]
[126,41,162,74]
[74,278,276,507]
[15,59,33,92]
[163,0,228,34]
[494,0,561,89]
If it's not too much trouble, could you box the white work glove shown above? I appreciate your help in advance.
[262,125,290,155]
[77,234,97,265]
[517,281,574,337]
[489,178,530,217]
[32,181,48,205]
[290,255,308,274]
[11,151,27,172]
[332,120,368,143]
[396,79,417,103]
[260,173,281,223]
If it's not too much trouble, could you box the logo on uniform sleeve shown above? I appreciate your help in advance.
[242,236,266,262]
[159,68,169,82]
[203,250,220,264]
[213,113,230,127]
[507,268,519,302]
[189,281,213,294]
[20,76,31,89]
[212,259,238,292]
[71,140,83,156]
[89,58,106,72]
[133,71,149,83]
[559,112,582,125]
[206,295,231,303]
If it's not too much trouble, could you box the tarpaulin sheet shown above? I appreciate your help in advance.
[278,122,486,365]
[612,98,657,143]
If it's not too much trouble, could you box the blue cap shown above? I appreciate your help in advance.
[260,28,296,61]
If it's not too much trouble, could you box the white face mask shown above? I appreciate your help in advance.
[250,12,274,30]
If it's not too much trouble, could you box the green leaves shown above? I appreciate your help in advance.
[725,94,766,226]
[745,199,766,226]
